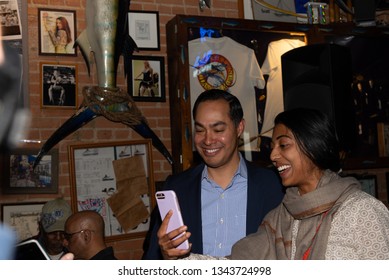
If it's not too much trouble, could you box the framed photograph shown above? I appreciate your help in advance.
[0,0,22,40]
[377,122,389,157]
[128,10,160,51]
[347,174,378,198]
[1,202,45,242]
[0,148,59,194]
[38,8,77,56]
[129,55,166,102]
[386,172,389,204]
[68,140,156,242]
[40,62,77,108]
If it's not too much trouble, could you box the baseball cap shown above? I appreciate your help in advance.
[40,198,72,233]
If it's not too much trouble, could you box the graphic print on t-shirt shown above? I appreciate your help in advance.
[192,53,236,91]
[189,36,265,152]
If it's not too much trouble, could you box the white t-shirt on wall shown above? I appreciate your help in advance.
[260,39,306,138]
[189,36,265,152]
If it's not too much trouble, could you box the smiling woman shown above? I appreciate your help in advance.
[227,108,389,260]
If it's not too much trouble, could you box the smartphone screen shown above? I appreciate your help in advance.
[155,190,189,250]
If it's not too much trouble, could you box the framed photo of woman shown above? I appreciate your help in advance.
[128,55,166,102]
[38,8,77,56]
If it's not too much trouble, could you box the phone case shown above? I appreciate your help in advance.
[155,190,190,250]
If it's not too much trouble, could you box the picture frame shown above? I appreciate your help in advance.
[386,172,389,204]
[377,122,389,157]
[0,0,22,40]
[128,10,160,51]
[68,140,156,241]
[1,202,45,242]
[129,55,166,102]
[358,175,378,197]
[38,8,77,56]
[347,173,378,198]
[40,62,77,109]
[0,148,59,194]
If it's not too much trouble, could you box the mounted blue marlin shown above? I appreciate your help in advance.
[33,0,173,167]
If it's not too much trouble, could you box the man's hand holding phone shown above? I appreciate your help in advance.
[157,210,192,259]
[155,190,191,259]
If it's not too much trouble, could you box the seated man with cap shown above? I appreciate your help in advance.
[20,198,72,260]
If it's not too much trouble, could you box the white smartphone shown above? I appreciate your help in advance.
[15,239,51,260]
[155,190,190,250]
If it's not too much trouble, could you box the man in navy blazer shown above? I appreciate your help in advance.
[142,89,284,259]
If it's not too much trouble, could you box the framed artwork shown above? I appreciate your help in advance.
[0,0,22,40]
[40,62,77,108]
[348,174,378,198]
[0,148,59,194]
[68,140,156,242]
[1,202,45,242]
[359,175,377,197]
[129,55,166,102]
[128,10,160,51]
[38,8,77,56]
[386,172,389,204]
[377,122,389,157]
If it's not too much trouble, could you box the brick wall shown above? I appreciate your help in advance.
[0,0,241,260]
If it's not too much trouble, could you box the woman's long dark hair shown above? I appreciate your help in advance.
[274,108,341,172]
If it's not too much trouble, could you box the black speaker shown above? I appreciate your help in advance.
[281,43,357,153]
[353,0,379,25]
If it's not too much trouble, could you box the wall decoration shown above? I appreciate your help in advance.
[128,10,160,51]
[40,62,77,108]
[38,8,77,56]
[386,172,389,204]
[358,175,378,197]
[0,148,58,194]
[68,140,156,241]
[1,202,45,242]
[0,0,22,40]
[377,122,389,157]
[129,55,165,102]
[346,173,378,198]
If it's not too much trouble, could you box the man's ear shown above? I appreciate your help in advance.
[83,230,92,243]
[237,119,245,138]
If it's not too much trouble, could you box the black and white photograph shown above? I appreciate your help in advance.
[0,0,22,40]
[40,62,77,108]
[128,10,160,50]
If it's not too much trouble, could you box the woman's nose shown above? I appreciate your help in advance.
[270,148,279,162]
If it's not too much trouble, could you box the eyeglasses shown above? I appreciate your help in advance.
[64,229,86,241]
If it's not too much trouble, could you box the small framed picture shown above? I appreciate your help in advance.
[40,62,77,109]
[386,172,389,204]
[38,8,77,56]
[129,55,166,102]
[346,173,378,198]
[0,148,59,194]
[1,202,45,242]
[128,10,160,51]
[358,175,377,197]
[377,122,389,157]
[0,0,22,40]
